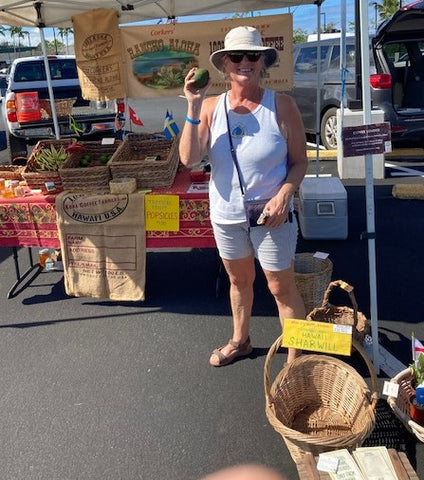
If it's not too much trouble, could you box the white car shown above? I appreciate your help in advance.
[3,55,121,160]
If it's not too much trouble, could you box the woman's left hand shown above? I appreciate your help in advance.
[263,195,291,228]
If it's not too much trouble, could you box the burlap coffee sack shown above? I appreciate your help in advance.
[56,192,145,301]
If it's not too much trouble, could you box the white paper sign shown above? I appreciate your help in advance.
[313,251,329,259]
[317,454,340,473]
[383,381,399,398]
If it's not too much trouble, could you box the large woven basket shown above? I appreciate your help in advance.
[109,133,180,189]
[59,140,122,193]
[294,253,333,314]
[22,139,76,190]
[264,336,378,464]
[387,367,424,443]
[307,280,369,345]
[0,165,25,181]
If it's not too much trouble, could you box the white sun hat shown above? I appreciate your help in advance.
[209,25,278,72]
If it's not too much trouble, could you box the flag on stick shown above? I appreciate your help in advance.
[412,333,424,365]
[129,106,143,126]
[163,110,180,140]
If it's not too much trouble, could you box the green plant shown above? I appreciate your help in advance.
[411,354,424,387]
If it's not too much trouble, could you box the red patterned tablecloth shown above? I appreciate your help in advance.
[0,169,215,249]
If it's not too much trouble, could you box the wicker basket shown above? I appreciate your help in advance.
[22,139,76,190]
[294,253,333,314]
[387,368,424,443]
[39,98,76,118]
[264,336,378,463]
[59,140,122,193]
[307,280,369,345]
[109,133,180,189]
[0,165,25,181]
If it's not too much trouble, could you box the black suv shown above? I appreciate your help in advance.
[290,1,424,149]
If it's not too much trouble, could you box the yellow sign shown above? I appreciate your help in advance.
[282,318,353,356]
[144,195,179,232]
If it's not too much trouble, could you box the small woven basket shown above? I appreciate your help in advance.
[22,139,76,190]
[109,133,180,189]
[307,280,369,346]
[387,368,424,443]
[39,98,76,118]
[294,253,333,314]
[0,165,25,181]
[59,140,122,193]
[264,336,378,463]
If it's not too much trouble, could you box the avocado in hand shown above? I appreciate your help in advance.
[192,68,209,89]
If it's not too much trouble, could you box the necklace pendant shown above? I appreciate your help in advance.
[231,124,245,138]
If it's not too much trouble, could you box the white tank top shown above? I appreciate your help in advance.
[208,89,288,224]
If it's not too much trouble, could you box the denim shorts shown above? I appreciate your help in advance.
[211,215,298,271]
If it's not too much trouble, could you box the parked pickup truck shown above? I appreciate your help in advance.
[3,55,123,160]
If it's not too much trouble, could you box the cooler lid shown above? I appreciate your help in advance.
[299,177,347,200]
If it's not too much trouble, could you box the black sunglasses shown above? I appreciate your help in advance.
[227,52,262,63]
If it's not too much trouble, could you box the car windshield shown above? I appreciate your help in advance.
[14,59,77,82]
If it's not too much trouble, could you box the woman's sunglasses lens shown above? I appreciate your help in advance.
[228,53,244,63]
[228,52,261,63]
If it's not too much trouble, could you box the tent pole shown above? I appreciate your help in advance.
[359,0,380,373]
[39,27,61,140]
[315,2,322,177]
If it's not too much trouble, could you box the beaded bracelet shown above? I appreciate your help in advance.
[185,116,201,125]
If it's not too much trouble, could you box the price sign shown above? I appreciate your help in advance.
[282,318,353,356]
[144,194,179,231]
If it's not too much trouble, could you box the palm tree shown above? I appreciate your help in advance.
[373,0,400,23]
[9,26,27,56]
[58,27,73,54]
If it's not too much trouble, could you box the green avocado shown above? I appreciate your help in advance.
[192,68,209,89]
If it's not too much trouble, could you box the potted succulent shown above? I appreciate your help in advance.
[410,354,424,425]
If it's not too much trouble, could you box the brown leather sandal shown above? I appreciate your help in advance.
[209,337,253,367]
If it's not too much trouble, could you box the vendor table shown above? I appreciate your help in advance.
[0,169,215,297]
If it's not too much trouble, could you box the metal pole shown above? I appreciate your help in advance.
[39,27,60,140]
[315,3,322,177]
[359,0,380,373]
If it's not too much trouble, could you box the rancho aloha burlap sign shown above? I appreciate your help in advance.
[56,192,146,301]
[120,14,293,98]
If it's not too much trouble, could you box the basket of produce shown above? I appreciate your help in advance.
[22,139,76,190]
[306,280,369,346]
[109,133,180,189]
[294,253,333,314]
[387,367,424,443]
[0,165,25,181]
[264,336,378,463]
[39,98,76,119]
[59,140,122,193]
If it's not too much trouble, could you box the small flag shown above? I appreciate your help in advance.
[413,335,424,365]
[163,110,180,140]
[129,106,143,126]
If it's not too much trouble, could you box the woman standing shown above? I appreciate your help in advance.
[179,26,307,367]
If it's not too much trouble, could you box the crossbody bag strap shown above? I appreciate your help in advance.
[224,92,245,197]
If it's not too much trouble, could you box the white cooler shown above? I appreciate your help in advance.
[298,177,348,240]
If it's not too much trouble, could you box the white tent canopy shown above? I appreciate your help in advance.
[0,0,314,28]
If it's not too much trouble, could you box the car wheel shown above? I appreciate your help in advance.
[321,108,338,150]
[8,134,28,161]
